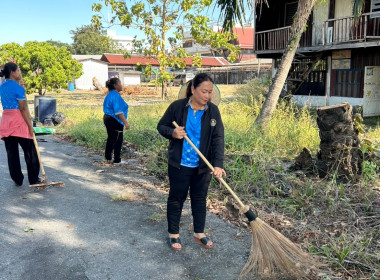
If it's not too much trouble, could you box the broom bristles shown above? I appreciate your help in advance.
[240,217,317,279]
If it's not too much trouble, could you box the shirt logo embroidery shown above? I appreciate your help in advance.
[210,119,217,126]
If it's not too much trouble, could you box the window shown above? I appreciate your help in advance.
[284,2,298,26]
[182,41,193,48]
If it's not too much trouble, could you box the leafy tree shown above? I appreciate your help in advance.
[45,40,73,53]
[71,24,121,55]
[217,0,365,127]
[0,41,83,95]
[92,0,239,99]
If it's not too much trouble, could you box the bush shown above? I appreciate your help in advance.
[234,77,271,113]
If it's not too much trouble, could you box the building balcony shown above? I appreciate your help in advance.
[323,11,380,45]
[255,25,312,52]
[255,11,380,54]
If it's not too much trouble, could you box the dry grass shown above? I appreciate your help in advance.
[110,192,148,202]
[110,193,137,202]
[26,84,240,107]
[49,82,380,279]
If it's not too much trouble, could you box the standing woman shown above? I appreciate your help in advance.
[157,73,226,251]
[103,77,130,164]
[0,62,40,186]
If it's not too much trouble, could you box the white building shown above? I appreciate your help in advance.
[72,55,102,60]
[122,71,141,86]
[107,29,134,51]
[75,59,109,90]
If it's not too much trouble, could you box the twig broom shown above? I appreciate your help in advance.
[29,133,65,190]
[173,121,317,279]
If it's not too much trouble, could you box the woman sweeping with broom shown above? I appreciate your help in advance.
[157,73,225,251]
[159,73,319,277]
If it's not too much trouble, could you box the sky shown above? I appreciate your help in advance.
[0,0,231,46]
[0,0,137,45]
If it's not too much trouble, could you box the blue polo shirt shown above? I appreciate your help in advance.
[181,105,205,168]
[0,80,26,110]
[103,90,129,125]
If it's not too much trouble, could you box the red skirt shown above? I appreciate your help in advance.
[0,109,32,139]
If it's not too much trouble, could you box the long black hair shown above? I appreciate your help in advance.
[0,62,18,79]
[186,73,214,98]
[105,77,120,90]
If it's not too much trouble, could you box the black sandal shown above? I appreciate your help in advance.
[194,236,213,249]
[169,237,182,251]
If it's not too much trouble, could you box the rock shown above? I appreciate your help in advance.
[294,147,313,170]
[52,112,66,125]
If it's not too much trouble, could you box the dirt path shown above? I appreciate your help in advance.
[0,135,251,280]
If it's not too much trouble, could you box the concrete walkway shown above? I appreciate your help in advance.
[0,135,251,280]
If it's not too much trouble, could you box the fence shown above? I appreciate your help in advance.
[198,66,272,85]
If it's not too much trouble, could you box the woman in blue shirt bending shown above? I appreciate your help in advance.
[103,78,130,164]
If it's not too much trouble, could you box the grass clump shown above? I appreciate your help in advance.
[110,193,137,202]
[59,106,105,151]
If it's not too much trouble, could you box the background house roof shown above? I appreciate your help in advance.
[239,54,257,62]
[77,58,109,64]
[101,54,230,67]
[72,55,102,60]
[192,57,230,66]
[101,54,160,66]
[233,27,254,49]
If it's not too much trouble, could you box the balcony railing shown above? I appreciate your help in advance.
[323,12,380,45]
[255,25,313,51]
[255,12,380,52]
[255,26,291,51]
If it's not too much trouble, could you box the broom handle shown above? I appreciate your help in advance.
[172,121,247,210]
[32,133,46,177]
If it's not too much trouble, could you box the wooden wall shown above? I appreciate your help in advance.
[255,0,299,31]
[335,0,353,18]
[312,2,329,46]
[352,47,380,69]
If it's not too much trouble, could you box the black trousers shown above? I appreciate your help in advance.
[3,136,40,185]
[103,114,124,163]
[167,164,212,234]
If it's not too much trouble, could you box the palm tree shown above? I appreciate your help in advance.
[254,0,316,126]
[217,0,366,127]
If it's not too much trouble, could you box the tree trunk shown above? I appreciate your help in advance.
[255,0,317,126]
[161,0,168,100]
[161,81,167,99]
[316,103,362,179]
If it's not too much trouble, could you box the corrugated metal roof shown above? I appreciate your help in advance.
[101,54,160,66]
[179,57,230,67]
[101,54,230,67]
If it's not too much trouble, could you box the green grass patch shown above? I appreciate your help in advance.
[55,83,380,279]
[58,100,320,159]
[58,96,319,196]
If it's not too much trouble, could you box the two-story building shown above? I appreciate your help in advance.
[255,0,380,117]
[182,23,256,62]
